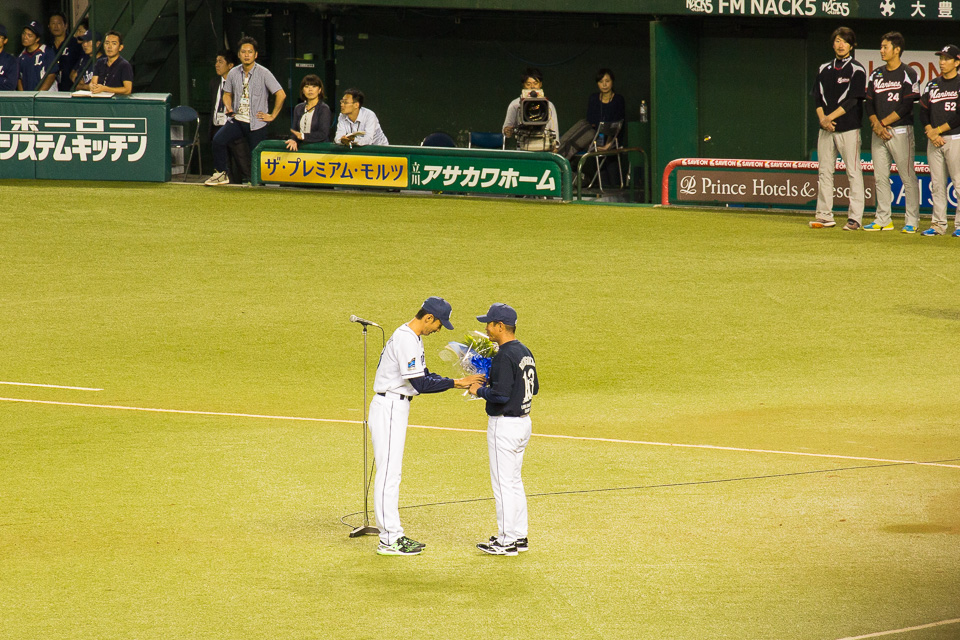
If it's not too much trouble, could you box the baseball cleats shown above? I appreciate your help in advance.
[901,225,917,234]
[842,219,862,231]
[921,228,944,236]
[397,536,425,550]
[809,218,836,228]
[489,535,528,552]
[862,221,894,231]
[204,170,230,186]
[478,539,518,556]
[377,539,422,556]
[953,229,960,237]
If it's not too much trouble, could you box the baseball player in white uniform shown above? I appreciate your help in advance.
[369,296,485,556]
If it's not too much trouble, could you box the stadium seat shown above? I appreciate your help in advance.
[420,131,457,147]
[468,131,505,150]
[169,105,201,181]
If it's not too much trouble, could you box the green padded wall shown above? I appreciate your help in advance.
[651,19,699,185]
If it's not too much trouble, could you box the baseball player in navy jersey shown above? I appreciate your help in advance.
[810,27,868,231]
[864,32,921,233]
[369,297,485,556]
[919,45,960,237]
[469,304,539,557]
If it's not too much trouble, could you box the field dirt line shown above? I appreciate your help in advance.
[2,396,958,470]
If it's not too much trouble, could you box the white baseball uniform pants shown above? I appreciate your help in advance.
[368,393,410,545]
[927,136,960,233]
[487,415,532,545]
[816,128,864,223]
[872,127,920,228]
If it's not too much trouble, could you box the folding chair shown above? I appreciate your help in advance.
[170,105,202,180]
[587,120,624,191]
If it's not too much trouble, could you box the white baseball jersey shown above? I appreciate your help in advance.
[373,324,425,395]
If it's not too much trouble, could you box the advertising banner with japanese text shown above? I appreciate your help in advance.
[257,146,565,198]
[0,92,171,182]
[260,152,409,187]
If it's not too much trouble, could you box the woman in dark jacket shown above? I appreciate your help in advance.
[286,74,332,150]
[586,68,626,149]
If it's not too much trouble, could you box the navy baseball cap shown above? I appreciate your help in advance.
[422,296,454,330]
[936,45,960,60]
[80,30,101,42]
[0,24,8,38]
[477,303,518,325]
[23,21,43,37]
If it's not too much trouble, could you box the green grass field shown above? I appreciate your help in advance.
[1,182,958,640]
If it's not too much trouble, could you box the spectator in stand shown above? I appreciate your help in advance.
[17,21,57,91]
[334,88,388,146]
[587,68,626,148]
[47,12,81,92]
[286,74,332,151]
[0,25,20,91]
[91,31,133,95]
[209,49,250,183]
[205,36,286,186]
[70,30,101,91]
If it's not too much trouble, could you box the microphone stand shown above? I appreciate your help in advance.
[350,323,379,538]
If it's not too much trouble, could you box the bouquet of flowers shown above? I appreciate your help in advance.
[438,331,498,399]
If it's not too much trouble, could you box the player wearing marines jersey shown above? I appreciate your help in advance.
[369,297,484,556]
[469,304,539,557]
[919,45,960,237]
[810,27,867,231]
[864,32,921,233]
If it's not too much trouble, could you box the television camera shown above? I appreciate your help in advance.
[513,89,556,152]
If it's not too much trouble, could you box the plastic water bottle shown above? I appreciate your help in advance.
[639,100,649,123]
[597,133,605,146]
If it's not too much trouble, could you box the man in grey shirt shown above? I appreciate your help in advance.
[205,36,286,186]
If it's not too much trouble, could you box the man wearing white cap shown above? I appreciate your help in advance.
[369,296,484,556]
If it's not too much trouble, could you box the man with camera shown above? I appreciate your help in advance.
[502,68,559,151]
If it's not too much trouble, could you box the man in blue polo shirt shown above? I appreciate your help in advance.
[0,25,20,91]
[17,21,57,91]
[91,30,133,95]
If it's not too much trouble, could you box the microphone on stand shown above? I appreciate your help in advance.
[349,314,381,328]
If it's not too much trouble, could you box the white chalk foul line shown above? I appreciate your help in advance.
[835,617,960,639]
[1,396,958,470]
[0,397,355,424]
[0,381,103,391]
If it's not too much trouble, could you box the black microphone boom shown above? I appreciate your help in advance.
[349,314,381,328]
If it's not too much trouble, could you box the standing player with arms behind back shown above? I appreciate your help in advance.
[919,45,960,237]
[863,32,921,233]
[369,297,485,556]
[469,304,538,557]
[810,27,867,231]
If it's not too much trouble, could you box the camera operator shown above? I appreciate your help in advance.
[502,68,559,151]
